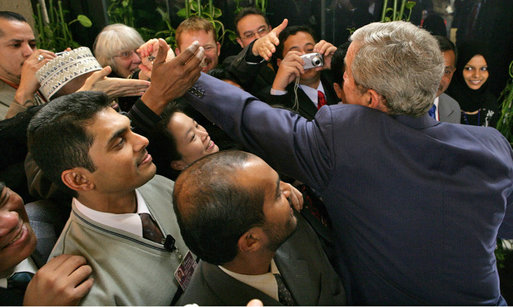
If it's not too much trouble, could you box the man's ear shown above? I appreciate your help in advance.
[61,168,94,192]
[367,89,389,113]
[236,37,244,48]
[238,227,264,253]
[170,160,188,171]
[333,82,343,100]
[216,42,221,56]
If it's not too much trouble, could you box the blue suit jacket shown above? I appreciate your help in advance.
[185,73,513,305]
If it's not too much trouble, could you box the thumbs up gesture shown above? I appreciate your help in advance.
[251,19,288,61]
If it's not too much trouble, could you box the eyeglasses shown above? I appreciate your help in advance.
[114,49,137,60]
[242,25,270,40]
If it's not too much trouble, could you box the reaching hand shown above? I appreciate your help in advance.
[252,19,288,61]
[23,255,94,306]
[137,39,175,79]
[313,40,337,70]
[15,49,56,105]
[272,51,304,91]
[78,66,150,98]
[141,39,205,115]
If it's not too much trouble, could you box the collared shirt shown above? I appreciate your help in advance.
[433,96,440,121]
[219,259,280,301]
[73,190,150,238]
[271,82,326,109]
[0,258,37,288]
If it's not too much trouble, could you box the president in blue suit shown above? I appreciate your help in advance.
[183,21,513,305]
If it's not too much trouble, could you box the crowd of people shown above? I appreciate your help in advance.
[1,4,513,306]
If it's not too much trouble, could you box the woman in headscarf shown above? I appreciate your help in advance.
[447,40,499,127]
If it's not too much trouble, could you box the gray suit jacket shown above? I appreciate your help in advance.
[177,214,346,306]
[438,93,461,123]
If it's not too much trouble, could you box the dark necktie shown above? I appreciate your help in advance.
[8,272,33,290]
[317,90,326,110]
[139,213,164,243]
[274,273,295,306]
[428,104,437,119]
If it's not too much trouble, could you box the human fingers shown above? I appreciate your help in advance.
[182,45,205,73]
[71,277,94,303]
[271,18,288,36]
[175,40,201,66]
[152,38,170,67]
[287,183,304,211]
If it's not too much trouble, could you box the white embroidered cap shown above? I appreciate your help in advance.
[36,47,102,100]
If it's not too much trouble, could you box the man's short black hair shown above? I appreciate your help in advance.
[434,35,457,63]
[27,91,111,195]
[276,25,317,59]
[234,7,269,36]
[331,42,351,86]
[0,11,28,37]
[173,151,266,265]
[0,11,27,23]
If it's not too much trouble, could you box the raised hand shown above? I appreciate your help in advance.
[141,39,205,115]
[313,40,337,70]
[252,19,288,61]
[272,51,305,91]
[78,66,150,98]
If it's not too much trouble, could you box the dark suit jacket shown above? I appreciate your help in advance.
[177,214,346,305]
[266,72,338,120]
[223,43,276,101]
[185,73,513,305]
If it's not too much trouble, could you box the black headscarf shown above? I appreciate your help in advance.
[447,40,497,113]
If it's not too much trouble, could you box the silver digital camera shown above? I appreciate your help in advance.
[301,53,324,69]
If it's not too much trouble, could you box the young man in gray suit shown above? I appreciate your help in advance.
[26,40,205,305]
[173,150,346,305]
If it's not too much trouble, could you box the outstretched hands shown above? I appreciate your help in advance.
[78,66,150,99]
[24,255,93,306]
[137,38,176,79]
[251,19,288,61]
[141,38,205,115]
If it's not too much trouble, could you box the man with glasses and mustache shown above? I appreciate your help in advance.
[223,8,281,100]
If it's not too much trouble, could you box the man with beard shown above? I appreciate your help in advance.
[173,150,346,305]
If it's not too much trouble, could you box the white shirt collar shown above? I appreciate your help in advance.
[73,190,150,238]
[0,257,37,288]
[433,96,440,121]
[299,81,325,108]
[219,259,280,301]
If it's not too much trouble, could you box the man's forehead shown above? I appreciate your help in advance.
[238,14,266,30]
[86,108,127,138]
[0,19,34,39]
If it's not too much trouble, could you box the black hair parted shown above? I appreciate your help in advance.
[27,91,111,195]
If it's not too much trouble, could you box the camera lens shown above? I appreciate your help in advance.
[312,56,322,66]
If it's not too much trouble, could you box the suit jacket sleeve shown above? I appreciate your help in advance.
[184,73,335,192]
[223,41,267,89]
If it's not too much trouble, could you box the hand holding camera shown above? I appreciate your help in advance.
[301,53,324,70]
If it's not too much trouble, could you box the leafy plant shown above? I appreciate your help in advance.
[34,0,92,51]
[153,7,176,46]
[496,60,513,144]
[381,0,416,22]
[177,0,236,47]
[107,0,135,28]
